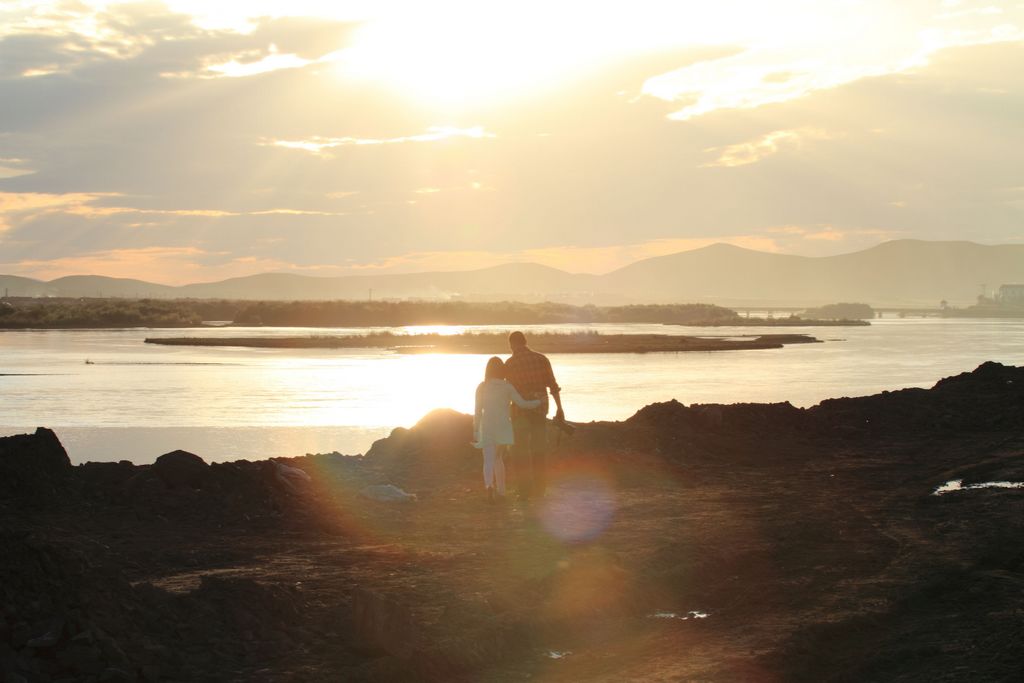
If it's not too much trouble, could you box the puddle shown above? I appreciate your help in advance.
[546,651,572,659]
[648,610,709,621]
[933,479,1024,495]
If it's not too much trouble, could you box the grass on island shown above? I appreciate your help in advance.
[144,330,821,353]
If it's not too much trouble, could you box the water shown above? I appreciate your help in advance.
[2,319,1022,464]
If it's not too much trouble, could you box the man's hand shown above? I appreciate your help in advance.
[554,407,565,422]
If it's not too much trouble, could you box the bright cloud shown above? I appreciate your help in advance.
[265,127,496,156]
[768,225,897,244]
[644,1,1024,119]
[2,245,362,284]
[0,158,34,179]
[703,128,837,168]
[0,191,350,231]
[1,247,311,283]
[0,191,120,231]
[204,49,311,78]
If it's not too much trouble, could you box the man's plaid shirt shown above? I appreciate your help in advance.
[504,347,559,416]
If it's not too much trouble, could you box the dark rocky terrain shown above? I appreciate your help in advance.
[2,362,1023,681]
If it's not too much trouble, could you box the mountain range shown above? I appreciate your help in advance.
[2,240,1022,307]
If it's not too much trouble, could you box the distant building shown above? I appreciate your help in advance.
[997,284,1024,305]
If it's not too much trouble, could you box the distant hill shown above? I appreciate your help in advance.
[2,240,1022,307]
[175,263,600,302]
[0,275,48,298]
[604,240,1024,306]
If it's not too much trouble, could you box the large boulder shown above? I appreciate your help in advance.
[0,428,72,502]
[151,450,208,489]
[364,409,475,486]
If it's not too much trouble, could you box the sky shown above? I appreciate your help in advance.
[0,0,1022,284]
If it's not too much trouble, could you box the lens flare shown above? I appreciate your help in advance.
[539,473,617,543]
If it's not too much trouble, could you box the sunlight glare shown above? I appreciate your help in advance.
[331,1,724,108]
[265,354,483,430]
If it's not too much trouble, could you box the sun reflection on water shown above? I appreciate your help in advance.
[263,353,486,428]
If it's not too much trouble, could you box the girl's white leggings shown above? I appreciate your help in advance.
[482,444,506,494]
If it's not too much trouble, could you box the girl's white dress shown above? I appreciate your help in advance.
[473,379,539,446]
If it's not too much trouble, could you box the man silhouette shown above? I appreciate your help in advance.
[503,331,564,499]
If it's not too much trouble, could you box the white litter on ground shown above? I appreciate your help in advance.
[933,479,1024,495]
[360,484,418,502]
[649,610,710,620]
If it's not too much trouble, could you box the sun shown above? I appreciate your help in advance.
[329,1,712,110]
[334,8,597,109]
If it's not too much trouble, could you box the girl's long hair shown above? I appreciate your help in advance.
[485,356,505,380]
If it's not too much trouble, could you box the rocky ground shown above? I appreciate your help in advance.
[2,362,1023,682]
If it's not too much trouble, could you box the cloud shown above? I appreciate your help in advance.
[0,3,357,80]
[265,127,496,156]
[702,128,837,168]
[767,225,898,245]
[0,158,34,179]
[0,191,121,231]
[2,246,210,282]
[644,3,1024,120]
[200,47,313,78]
[0,246,338,284]
[0,191,350,227]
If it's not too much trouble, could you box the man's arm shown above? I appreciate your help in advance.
[551,387,564,421]
[545,356,564,420]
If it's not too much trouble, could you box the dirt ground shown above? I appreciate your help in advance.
[2,362,1023,682]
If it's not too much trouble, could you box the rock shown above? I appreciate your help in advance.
[26,618,64,649]
[96,635,128,665]
[0,428,72,503]
[364,410,476,485]
[57,643,103,675]
[151,450,208,489]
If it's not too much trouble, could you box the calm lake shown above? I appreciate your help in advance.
[2,318,1022,464]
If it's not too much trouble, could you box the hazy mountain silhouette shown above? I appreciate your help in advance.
[604,240,1024,306]
[3,240,1022,307]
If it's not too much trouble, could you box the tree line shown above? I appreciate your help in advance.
[0,298,743,328]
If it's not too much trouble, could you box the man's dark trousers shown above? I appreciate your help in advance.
[512,410,548,499]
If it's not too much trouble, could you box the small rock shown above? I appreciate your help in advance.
[26,619,64,649]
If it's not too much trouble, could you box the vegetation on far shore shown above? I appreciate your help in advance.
[799,302,875,320]
[0,298,217,328]
[0,297,870,329]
